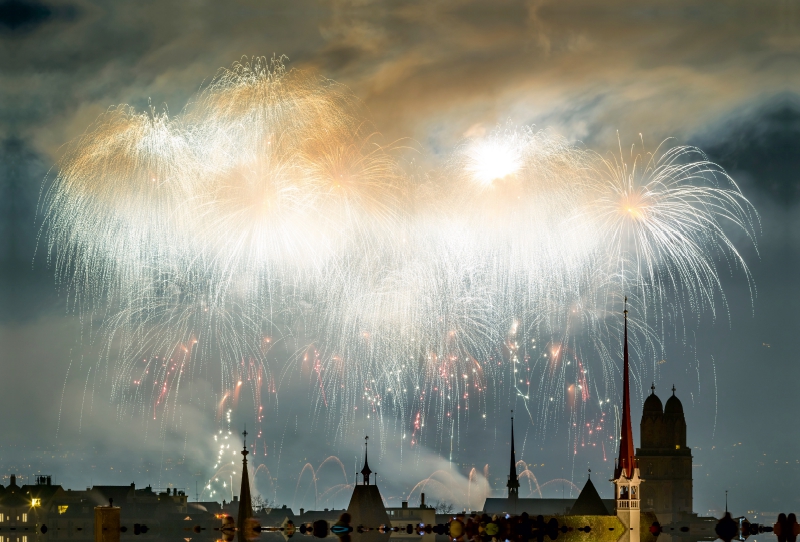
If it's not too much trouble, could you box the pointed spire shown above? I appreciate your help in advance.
[507,412,520,497]
[650,382,655,395]
[616,297,636,479]
[360,436,372,485]
[237,425,253,534]
[672,384,676,396]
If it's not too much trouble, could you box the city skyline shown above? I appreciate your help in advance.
[1,0,798,524]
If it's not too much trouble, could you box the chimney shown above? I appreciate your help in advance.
[300,508,304,516]
[233,495,239,502]
[402,501,408,509]
[420,493,425,508]
[9,475,16,487]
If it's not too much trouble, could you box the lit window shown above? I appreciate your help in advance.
[675,445,680,450]
[58,506,68,514]
[0,513,3,521]
[31,498,41,507]
[22,513,28,522]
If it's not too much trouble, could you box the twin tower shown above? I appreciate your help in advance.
[600,301,694,534]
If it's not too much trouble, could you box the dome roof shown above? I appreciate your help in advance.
[643,392,663,414]
[665,390,684,414]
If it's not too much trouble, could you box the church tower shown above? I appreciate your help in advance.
[611,299,642,542]
[346,436,390,529]
[507,415,520,513]
[237,427,253,541]
[636,385,693,524]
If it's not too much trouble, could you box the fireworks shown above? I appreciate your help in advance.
[41,57,757,458]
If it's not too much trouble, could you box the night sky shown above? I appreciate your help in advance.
[1,0,798,520]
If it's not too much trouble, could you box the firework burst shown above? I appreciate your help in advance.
[41,57,757,460]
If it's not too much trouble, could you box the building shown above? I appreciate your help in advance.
[237,428,254,541]
[610,299,643,542]
[346,437,390,530]
[483,417,615,516]
[636,385,693,524]
[0,474,221,542]
[484,301,643,542]
[385,496,435,530]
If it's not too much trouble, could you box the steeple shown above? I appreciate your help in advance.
[347,435,390,529]
[360,436,372,485]
[507,413,520,499]
[616,297,636,480]
[237,426,253,535]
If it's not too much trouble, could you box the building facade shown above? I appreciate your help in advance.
[636,385,693,524]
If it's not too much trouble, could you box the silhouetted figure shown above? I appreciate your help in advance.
[516,512,531,539]
[788,513,799,542]
[312,519,329,538]
[649,521,662,536]
[332,512,352,536]
[775,513,788,542]
[716,512,738,542]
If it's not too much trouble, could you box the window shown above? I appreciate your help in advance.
[0,513,4,521]
[21,514,27,523]
[30,499,40,507]
[675,445,680,450]
[58,506,68,514]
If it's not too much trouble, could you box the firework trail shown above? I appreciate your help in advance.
[41,57,757,457]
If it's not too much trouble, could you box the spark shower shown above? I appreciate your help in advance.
[40,57,757,454]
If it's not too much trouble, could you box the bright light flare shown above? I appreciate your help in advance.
[465,140,522,185]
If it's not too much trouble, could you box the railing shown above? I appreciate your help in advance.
[616,500,640,510]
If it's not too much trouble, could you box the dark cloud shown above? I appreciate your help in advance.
[0,137,63,323]
[700,95,800,205]
[0,0,51,32]
[0,0,78,37]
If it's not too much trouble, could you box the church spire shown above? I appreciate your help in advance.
[360,436,372,485]
[616,297,636,479]
[507,413,520,498]
[237,426,253,536]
